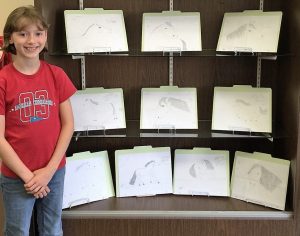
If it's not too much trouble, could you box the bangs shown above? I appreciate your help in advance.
[15,17,48,32]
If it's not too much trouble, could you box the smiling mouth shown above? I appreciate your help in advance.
[24,46,39,51]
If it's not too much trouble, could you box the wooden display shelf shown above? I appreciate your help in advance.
[62,195,292,220]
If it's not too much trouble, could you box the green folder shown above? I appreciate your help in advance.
[217,10,282,53]
[231,151,290,210]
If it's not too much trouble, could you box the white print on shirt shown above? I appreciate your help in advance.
[13,90,54,123]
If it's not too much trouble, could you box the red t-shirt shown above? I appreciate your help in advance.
[0,60,77,178]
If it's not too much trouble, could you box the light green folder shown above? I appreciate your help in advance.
[115,146,173,197]
[63,151,115,209]
[64,9,128,53]
[212,85,272,133]
[142,11,202,52]
[231,151,290,210]
[140,86,198,129]
[217,10,282,53]
[70,87,126,131]
[173,148,230,196]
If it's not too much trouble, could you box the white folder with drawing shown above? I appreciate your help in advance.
[217,10,282,53]
[64,8,128,53]
[115,146,173,197]
[63,151,115,209]
[231,151,290,210]
[173,148,230,196]
[70,87,126,131]
[140,86,198,130]
[142,11,202,52]
[211,85,272,133]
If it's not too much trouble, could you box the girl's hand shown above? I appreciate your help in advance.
[24,167,55,197]
[33,185,51,199]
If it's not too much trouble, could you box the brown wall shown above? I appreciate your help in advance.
[2,0,298,235]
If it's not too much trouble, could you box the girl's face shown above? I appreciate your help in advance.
[9,22,47,60]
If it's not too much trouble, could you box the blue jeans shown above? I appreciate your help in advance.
[0,167,65,236]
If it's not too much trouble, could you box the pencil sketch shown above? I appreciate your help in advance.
[129,160,161,186]
[64,10,128,53]
[235,95,268,115]
[63,152,114,209]
[212,88,272,133]
[173,153,229,196]
[232,93,270,129]
[75,161,90,172]
[70,89,126,131]
[141,90,197,129]
[142,13,201,52]
[159,97,190,112]
[217,12,282,52]
[224,21,263,50]
[189,160,214,178]
[148,21,187,51]
[226,22,256,40]
[248,164,282,192]
[116,150,173,197]
[81,23,112,37]
[236,99,250,106]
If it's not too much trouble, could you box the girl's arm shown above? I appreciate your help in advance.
[0,115,34,183]
[24,99,74,192]
[0,115,50,198]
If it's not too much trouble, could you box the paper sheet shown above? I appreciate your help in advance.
[140,86,198,129]
[115,146,173,197]
[70,87,126,131]
[142,11,202,52]
[173,148,230,196]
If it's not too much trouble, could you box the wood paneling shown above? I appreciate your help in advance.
[62,219,294,236]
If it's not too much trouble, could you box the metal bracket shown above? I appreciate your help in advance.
[72,56,86,90]
[168,0,174,86]
[260,0,264,10]
[79,0,84,10]
[169,0,173,11]
[256,54,261,88]
[72,0,86,90]
[169,53,174,86]
[257,0,263,88]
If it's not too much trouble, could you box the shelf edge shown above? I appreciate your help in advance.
[62,210,293,220]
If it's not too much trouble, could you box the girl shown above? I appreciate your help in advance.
[0,5,76,236]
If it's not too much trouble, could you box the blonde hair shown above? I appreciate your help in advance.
[2,5,49,54]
